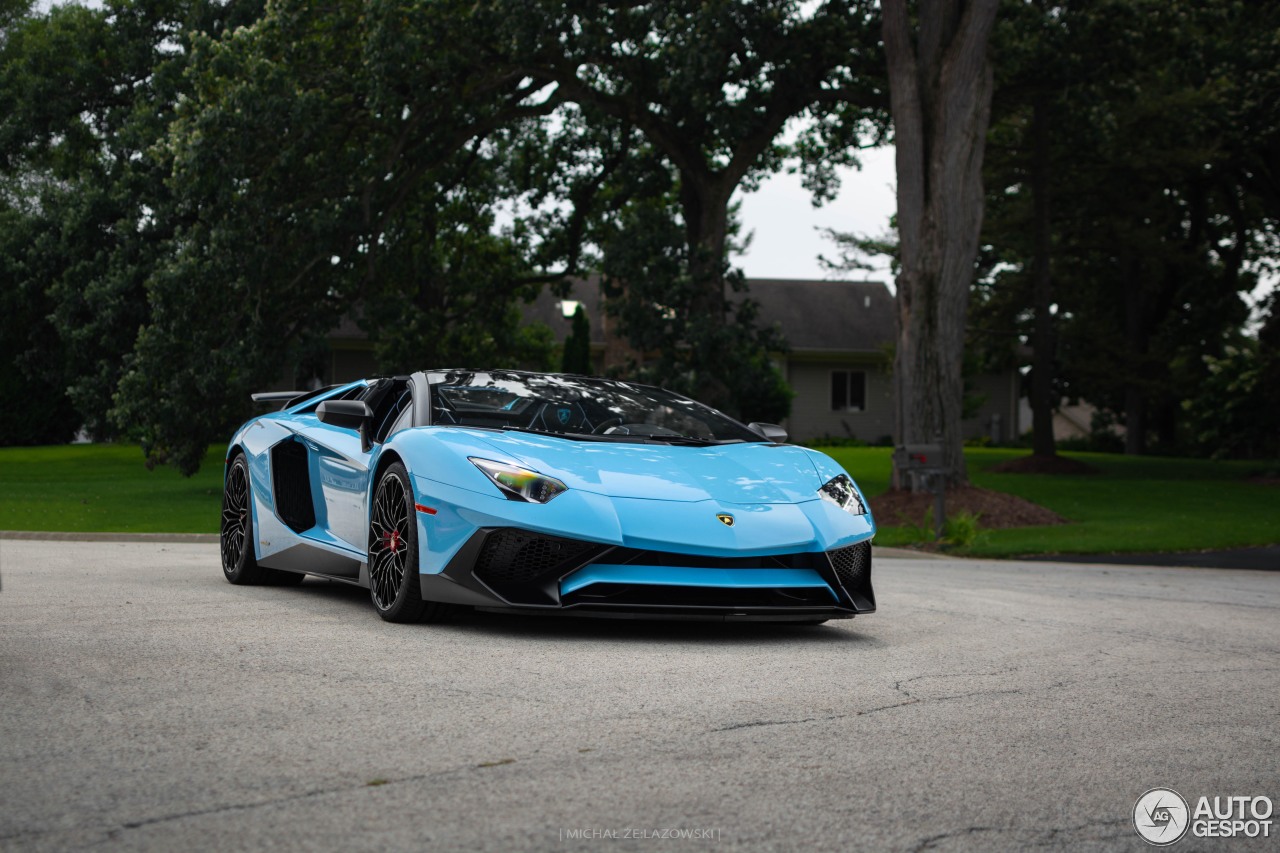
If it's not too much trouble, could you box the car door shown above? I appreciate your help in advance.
[313,379,419,552]
[297,411,375,555]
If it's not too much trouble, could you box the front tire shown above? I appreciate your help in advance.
[221,454,304,586]
[368,462,450,623]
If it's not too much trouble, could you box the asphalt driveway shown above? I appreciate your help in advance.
[1,540,1276,851]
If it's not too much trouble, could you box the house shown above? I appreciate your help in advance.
[523,277,1021,444]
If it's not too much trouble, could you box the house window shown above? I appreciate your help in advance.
[831,371,866,412]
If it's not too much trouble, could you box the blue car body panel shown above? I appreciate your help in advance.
[224,372,877,621]
[560,565,838,597]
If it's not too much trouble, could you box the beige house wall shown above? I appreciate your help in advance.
[782,354,895,443]
[783,355,1022,445]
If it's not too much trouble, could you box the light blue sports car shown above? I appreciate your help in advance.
[221,370,876,624]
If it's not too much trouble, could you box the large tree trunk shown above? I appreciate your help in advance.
[679,174,734,412]
[883,0,999,489]
[1029,94,1057,458]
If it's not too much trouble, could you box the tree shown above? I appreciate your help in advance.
[977,0,1280,457]
[882,0,1000,487]
[113,0,561,473]
[1176,286,1280,461]
[0,0,264,442]
[561,304,592,375]
[973,0,1133,461]
[472,0,888,415]
[0,198,78,444]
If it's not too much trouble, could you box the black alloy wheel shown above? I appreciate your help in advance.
[221,453,304,586]
[369,465,413,611]
[367,462,452,623]
[221,456,252,576]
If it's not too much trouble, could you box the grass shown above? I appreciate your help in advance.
[0,444,225,533]
[826,446,1280,557]
[0,443,1276,558]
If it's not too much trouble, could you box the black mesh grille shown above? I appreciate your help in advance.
[828,541,871,590]
[474,530,601,586]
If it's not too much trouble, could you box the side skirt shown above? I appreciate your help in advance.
[259,542,363,582]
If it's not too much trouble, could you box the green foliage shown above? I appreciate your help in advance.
[891,507,983,550]
[1055,432,1125,455]
[561,305,592,375]
[110,0,564,472]
[594,190,795,421]
[1182,299,1280,460]
[477,0,885,420]
[800,435,871,449]
[3,0,1274,482]
[0,0,265,446]
[3,0,881,471]
[0,203,77,444]
[975,0,1280,456]
[942,511,983,549]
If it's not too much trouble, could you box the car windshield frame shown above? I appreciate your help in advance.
[424,370,765,445]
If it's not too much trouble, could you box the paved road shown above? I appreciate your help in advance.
[1,540,1277,852]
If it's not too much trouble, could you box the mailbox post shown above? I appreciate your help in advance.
[892,443,947,541]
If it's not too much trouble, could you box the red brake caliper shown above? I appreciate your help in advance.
[383,530,401,554]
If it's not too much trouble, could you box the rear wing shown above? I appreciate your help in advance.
[250,390,308,410]
[251,385,341,411]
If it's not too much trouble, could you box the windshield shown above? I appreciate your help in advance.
[426,370,764,444]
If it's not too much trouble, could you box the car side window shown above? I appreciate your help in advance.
[384,402,413,440]
[374,388,412,443]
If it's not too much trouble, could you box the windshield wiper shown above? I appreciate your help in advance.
[494,426,737,446]
[640,436,720,446]
[497,426,637,442]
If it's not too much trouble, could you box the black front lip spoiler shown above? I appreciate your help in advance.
[419,527,874,619]
[474,605,856,623]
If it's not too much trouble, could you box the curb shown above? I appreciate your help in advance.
[873,546,951,560]
[0,531,218,544]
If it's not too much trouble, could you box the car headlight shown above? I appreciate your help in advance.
[818,473,867,516]
[469,458,568,503]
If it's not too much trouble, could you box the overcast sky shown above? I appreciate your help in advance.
[735,145,897,285]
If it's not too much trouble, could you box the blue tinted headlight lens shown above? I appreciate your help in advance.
[818,473,866,515]
[469,458,567,503]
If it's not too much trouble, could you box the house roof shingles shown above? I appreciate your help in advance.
[523,277,894,355]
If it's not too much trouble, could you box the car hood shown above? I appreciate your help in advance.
[446,429,825,504]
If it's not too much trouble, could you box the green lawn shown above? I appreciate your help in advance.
[0,444,225,533]
[826,446,1280,557]
[0,443,1276,557]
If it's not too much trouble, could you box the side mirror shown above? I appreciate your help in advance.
[748,422,788,443]
[317,400,373,451]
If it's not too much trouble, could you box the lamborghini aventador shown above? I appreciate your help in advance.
[220,370,876,623]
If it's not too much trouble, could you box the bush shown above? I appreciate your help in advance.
[802,435,870,448]
[899,508,984,551]
[942,511,983,549]
[1057,431,1124,454]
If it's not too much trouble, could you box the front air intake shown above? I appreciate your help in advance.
[472,529,607,604]
[826,541,874,610]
